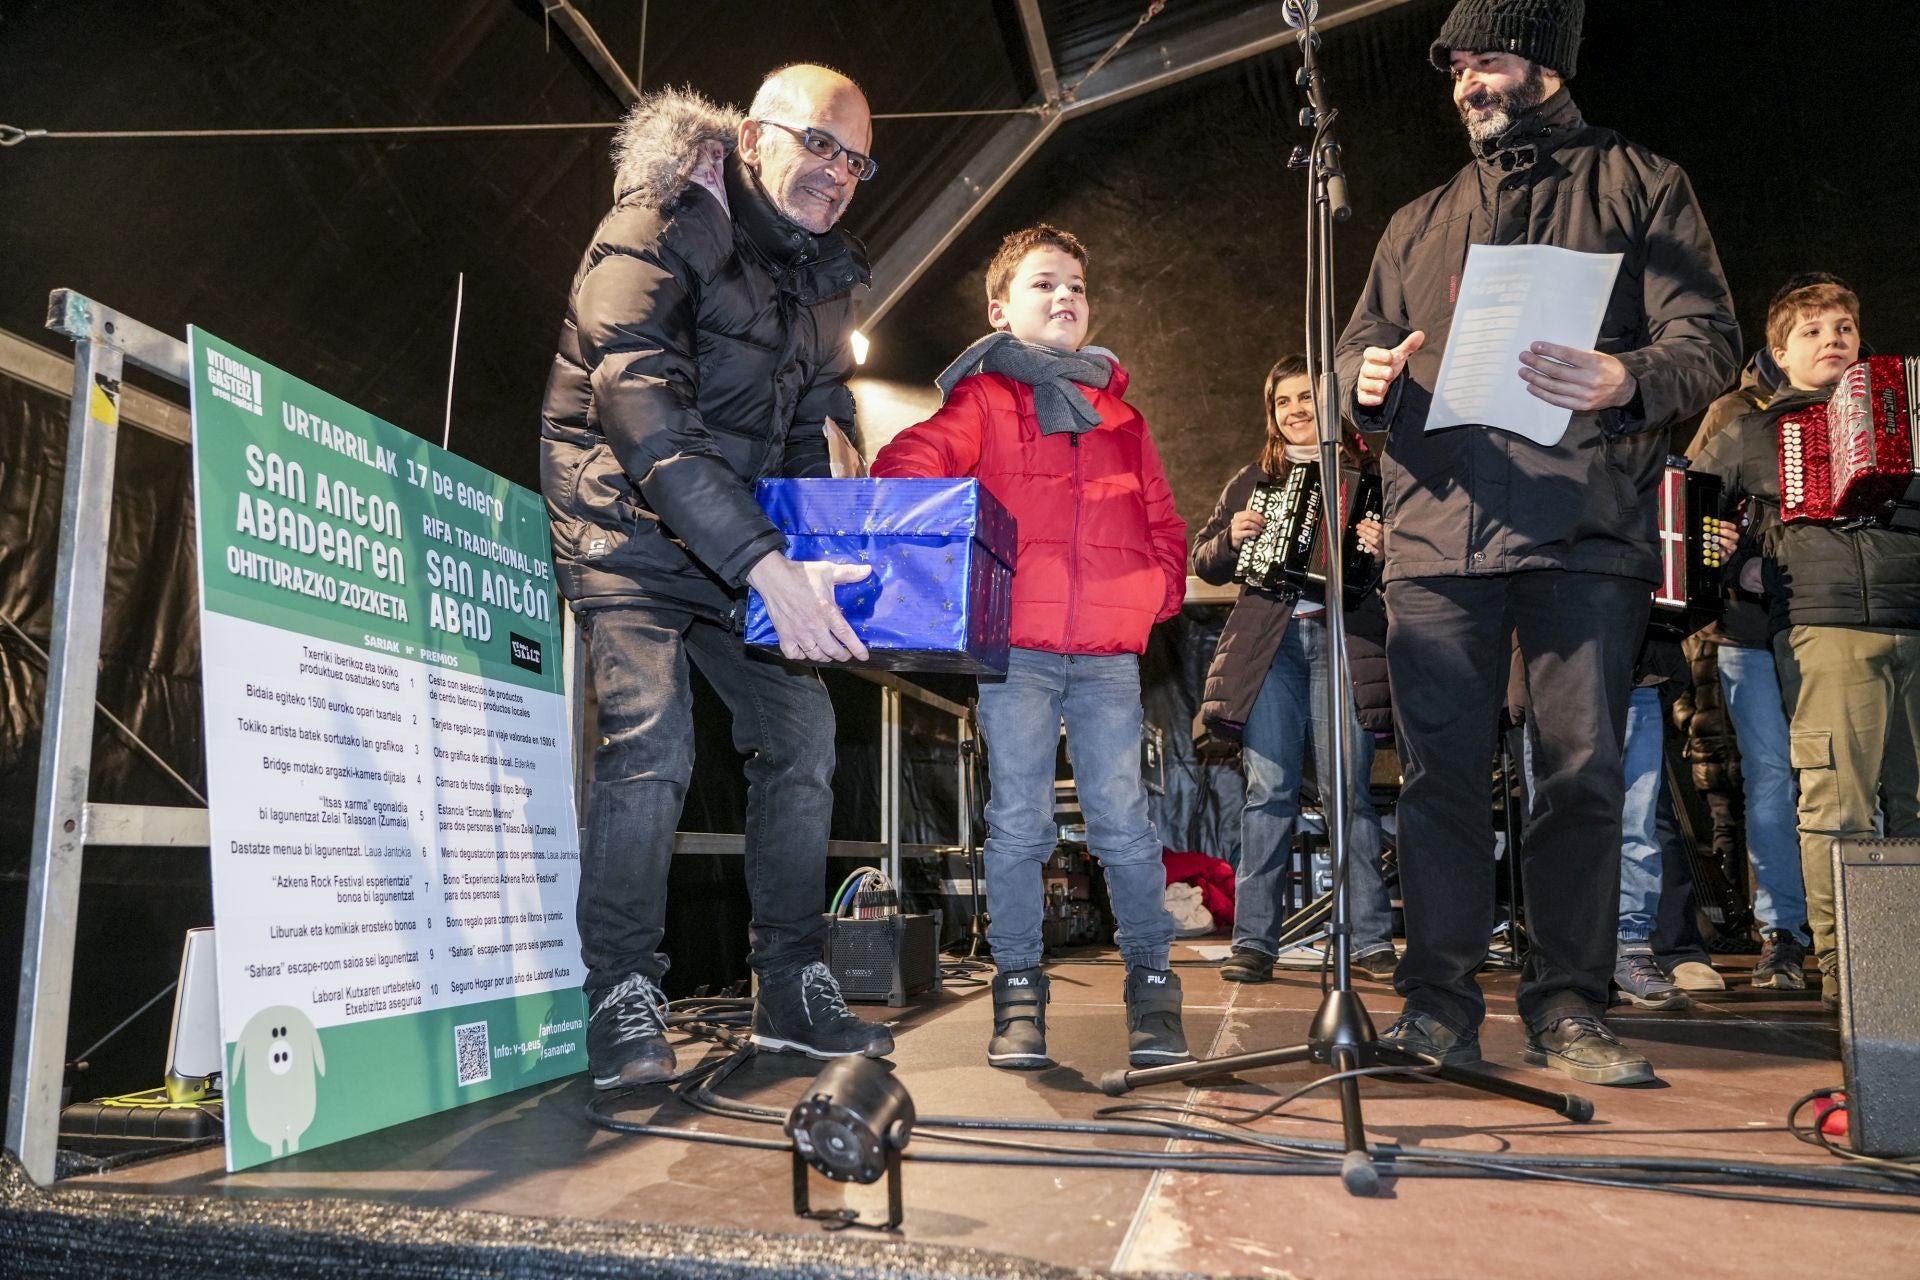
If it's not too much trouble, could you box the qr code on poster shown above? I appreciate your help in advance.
[454,1020,491,1086]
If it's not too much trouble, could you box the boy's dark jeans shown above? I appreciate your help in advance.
[577,603,835,1000]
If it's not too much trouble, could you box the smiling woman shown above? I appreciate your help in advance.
[1189,352,1397,988]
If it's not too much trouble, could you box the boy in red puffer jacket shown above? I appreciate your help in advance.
[871,224,1189,1072]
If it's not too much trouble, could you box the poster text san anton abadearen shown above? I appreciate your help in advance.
[190,329,584,1173]
[197,334,556,692]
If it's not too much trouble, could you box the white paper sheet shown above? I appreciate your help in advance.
[1425,243,1623,447]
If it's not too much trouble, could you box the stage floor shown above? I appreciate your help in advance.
[74,943,1909,1279]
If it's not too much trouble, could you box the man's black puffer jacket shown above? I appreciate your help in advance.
[540,89,870,620]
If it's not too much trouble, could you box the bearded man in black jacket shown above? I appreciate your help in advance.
[1333,0,1738,1086]
[540,65,893,1089]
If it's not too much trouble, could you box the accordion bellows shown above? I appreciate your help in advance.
[1781,356,1920,523]
[745,478,1017,674]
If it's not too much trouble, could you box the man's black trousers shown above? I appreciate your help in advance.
[1384,571,1650,1034]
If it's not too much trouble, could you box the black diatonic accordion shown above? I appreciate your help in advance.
[1231,461,1382,607]
[1649,464,1732,641]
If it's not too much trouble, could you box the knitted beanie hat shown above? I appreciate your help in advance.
[1429,0,1584,77]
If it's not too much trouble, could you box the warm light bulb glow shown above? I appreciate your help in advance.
[850,329,870,365]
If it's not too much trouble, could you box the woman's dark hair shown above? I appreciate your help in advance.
[1259,355,1364,476]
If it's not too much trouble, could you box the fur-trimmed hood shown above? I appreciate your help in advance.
[611,87,743,206]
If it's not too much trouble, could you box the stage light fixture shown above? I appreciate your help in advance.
[784,1055,914,1230]
[850,329,870,365]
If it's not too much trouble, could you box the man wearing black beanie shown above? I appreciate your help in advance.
[1334,0,1739,1085]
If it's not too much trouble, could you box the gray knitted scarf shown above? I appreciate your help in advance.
[935,333,1118,435]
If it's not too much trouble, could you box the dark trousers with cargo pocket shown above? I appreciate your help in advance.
[575,603,835,1002]
[1385,571,1649,1036]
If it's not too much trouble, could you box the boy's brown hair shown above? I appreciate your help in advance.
[1766,279,1861,354]
[985,224,1089,303]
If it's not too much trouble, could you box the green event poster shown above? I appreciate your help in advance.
[187,329,586,1172]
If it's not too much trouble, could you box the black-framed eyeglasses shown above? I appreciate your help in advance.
[756,119,879,182]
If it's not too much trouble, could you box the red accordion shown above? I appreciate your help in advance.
[1780,356,1920,522]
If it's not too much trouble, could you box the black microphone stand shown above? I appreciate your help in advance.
[1098,1,1593,1196]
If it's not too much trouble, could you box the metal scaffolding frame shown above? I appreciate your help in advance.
[537,0,1415,335]
[1,291,975,1187]
[5,291,189,1188]
[863,0,1414,332]
[541,0,640,106]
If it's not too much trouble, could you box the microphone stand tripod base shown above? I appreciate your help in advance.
[1100,0,1593,1199]
[1341,1149,1379,1196]
[1098,983,1596,1197]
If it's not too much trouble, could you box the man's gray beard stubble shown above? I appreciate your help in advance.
[1460,64,1549,143]
[1464,103,1516,142]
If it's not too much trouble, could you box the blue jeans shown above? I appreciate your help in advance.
[1716,642,1808,934]
[1618,685,1665,944]
[576,604,835,998]
[976,648,1173,972]
[1235,614,1394,956]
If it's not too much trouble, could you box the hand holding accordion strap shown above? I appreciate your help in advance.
[1231,461,1383,608]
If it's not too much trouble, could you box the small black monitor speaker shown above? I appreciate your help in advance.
[1833,838,1920,1157]
[825,913,940,1007]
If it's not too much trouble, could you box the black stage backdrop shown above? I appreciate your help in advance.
[4,0,1917,1095]
[5,1,1914,511]
[864,0,1920,512]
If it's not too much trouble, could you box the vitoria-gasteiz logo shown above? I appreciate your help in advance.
[206,348,265,416]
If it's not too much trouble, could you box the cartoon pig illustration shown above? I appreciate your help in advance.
[231,1006,326,1156]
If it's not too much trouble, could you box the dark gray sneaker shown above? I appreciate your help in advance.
[987,968,1051,1069]
[1124,967,1191,1066]
[1752,929,1809,991]
[1379,1010,1481,1066]
[586,973,677,1090]
[1523,1015,1655,1086]
[751,961,895,1060]
[1352,946,1400,983]
[1613,945,1690,1010]
[1219,946,1275,984]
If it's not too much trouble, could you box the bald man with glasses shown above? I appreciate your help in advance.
[540,64,893,1090]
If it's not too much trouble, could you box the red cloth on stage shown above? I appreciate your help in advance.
[1161,849,1236,930]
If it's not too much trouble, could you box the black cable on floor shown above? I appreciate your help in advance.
[1787,1086,1920,1175]
[580,996,1920,1215]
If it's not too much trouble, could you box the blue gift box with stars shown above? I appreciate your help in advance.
[744,478,1016,674]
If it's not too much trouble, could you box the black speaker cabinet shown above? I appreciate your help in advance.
[1833,837,1920,1156]
[825,913,940,1007]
